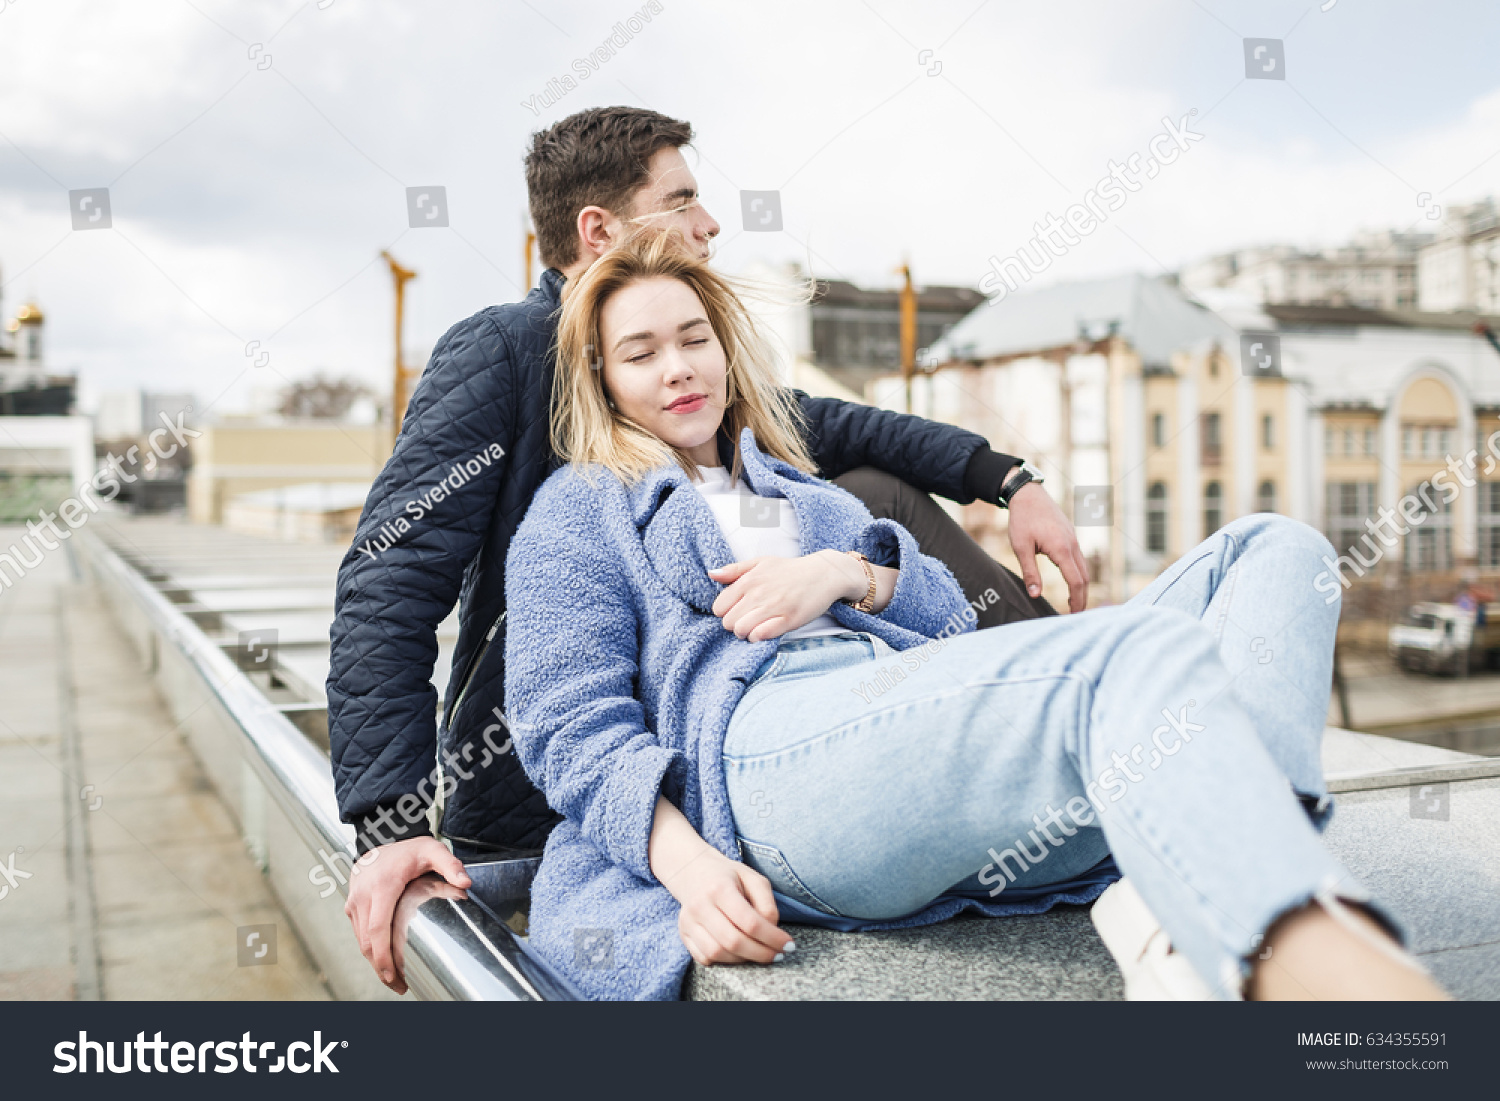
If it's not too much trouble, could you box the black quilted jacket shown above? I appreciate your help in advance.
[327,267,1019,855]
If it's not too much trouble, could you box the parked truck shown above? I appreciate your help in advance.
[1389,602,1500,675]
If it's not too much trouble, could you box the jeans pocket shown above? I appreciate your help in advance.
[736,837,841,916]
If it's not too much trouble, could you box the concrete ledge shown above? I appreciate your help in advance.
[686,907,1124,1001]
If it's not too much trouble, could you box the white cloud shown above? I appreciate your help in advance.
[2,0,1500,411]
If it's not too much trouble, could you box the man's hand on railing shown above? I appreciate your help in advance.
[345,836,472,995]
[391,873,471,996]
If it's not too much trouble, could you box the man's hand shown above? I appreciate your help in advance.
[1005,481,1090,613]
[390,873,470,994]
[344,836,471,994]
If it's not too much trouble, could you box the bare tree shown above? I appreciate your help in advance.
[278,374,371,419]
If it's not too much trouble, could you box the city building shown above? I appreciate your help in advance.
[186,418,388,526]
[1180,229,1429,312]
[893,274,1500,606]
[1417,197,1500,313]
[0,290,93,522]
[740,261,983,401]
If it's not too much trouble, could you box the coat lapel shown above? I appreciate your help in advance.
[620,428,873,613]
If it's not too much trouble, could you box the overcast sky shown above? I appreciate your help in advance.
[4,0,1500,416]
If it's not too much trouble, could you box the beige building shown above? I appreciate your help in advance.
[880,275,1500,607]
[187,419,388,525]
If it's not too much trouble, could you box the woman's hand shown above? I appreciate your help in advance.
[709,551,893,640]
[648,795,794,966]
[668,849,794,966]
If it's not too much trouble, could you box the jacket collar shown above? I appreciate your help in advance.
[617,428,825,614]
[540,267,566,306]
[621,427,810,525]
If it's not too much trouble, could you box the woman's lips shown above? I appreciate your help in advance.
[666,394,707,414]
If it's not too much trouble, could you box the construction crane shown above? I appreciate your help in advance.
[523,211,537,292]
[896,260,917,413]
[381,250,417,449]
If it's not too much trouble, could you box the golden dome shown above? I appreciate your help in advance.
[15,301,44,324]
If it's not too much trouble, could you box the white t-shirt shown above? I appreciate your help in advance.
[691,464,846,641]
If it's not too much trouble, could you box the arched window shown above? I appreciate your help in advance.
[1405,484,1453,573]
[1147,482,1168,554]
[1204,481,1223,536]
[1257,479,1277,513]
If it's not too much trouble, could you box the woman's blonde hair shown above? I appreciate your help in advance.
[552,228,817,484]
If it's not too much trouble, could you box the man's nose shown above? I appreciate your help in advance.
[696,205,721,242]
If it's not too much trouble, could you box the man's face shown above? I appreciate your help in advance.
[619,146,720,258]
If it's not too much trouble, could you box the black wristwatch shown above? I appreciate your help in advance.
[997,460,1045,508]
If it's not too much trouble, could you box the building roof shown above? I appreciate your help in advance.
[1265,303,1500,332]
[811,279,983,314]
[931,272,1236,369]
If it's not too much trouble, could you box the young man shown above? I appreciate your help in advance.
[327,106,1088,993]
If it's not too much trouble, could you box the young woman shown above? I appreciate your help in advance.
[503,230,1447,1002]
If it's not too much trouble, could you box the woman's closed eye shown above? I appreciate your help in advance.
[626,337,708,364]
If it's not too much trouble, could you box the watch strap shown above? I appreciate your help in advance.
[997,465,1034,509]
[843,550,877,613]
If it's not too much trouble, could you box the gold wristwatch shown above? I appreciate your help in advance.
[843,550,877,613]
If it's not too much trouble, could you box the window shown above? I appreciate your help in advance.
[1202,412,1222,464]
[1343,428,1355,457]
[1326,482,1377,562]
[1262,414,1275,451]
[1257,480,1277,513]
[1405,484,1453,573]
[1152,412,1165,448]
[1363,426,1376,456]
[1404,424,1456,460]
[1482,483,1500,571]
[1147,482,1169,553]
[1204,481,1223,535]
[1325,426,1335,456]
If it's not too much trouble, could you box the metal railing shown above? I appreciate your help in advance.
[81,529,577,1002]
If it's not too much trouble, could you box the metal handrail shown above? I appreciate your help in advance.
[83,530,578,1002]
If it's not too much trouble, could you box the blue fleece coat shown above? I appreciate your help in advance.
[504,428,1089,1000]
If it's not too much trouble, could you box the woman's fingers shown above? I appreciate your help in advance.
[718,883,791,955]
[737,865,782,926]
[693,905,773,964]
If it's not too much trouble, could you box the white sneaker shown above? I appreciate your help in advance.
[1090,878,1233,1000]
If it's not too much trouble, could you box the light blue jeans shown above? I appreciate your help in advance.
[722,514,1392,997]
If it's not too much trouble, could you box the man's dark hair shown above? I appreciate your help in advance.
[525,106,694,271]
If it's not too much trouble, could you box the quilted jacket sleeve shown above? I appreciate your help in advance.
[327,310,515,846]
[793,391,1022,506]
[503,474,685,882]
